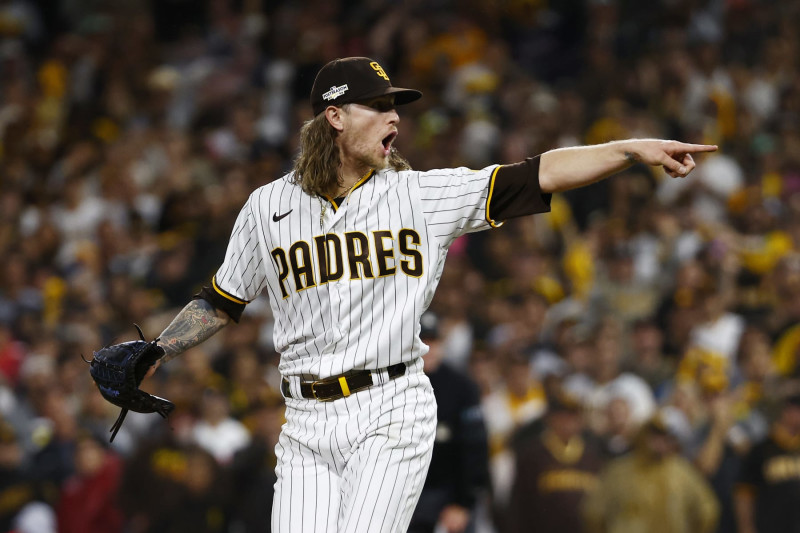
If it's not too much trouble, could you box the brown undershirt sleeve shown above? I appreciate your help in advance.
[486,155,551,225]
[194,280,247,323]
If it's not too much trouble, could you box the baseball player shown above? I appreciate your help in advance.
[133,57,717,532]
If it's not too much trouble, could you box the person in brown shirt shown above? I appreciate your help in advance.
[507,389,604,533]
[735,393,800,533]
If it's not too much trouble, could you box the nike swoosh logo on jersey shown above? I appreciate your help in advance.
[273,210,293,222]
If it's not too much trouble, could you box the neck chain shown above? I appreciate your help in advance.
[337,179,359,200]
[318,172,368,227]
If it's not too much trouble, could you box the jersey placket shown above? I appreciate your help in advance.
[320,197,348,350]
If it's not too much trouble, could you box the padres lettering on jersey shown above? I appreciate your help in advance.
[270,228,423,297]
[211,164,547,378]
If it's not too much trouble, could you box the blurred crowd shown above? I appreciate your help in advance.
[2,0,800,532]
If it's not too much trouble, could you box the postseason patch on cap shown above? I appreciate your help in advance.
[323,84,349,101]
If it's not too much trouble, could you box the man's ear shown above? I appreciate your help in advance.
[325,106,345,132]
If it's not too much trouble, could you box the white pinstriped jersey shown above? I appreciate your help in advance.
[213,165,503,378]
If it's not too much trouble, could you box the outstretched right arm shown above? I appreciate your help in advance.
[156,298,231,364]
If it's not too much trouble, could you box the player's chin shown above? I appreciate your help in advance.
[372,151,391,169]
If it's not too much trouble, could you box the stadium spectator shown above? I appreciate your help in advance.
[508,389,603,533]
[735,393,800,533]
[56,431,124,533]
[583,412,720,533]
[410,311,490,533]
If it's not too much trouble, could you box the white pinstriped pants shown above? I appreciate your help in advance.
[272,359,437,533]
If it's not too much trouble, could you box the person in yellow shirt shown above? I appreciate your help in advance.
[583,412,719,533]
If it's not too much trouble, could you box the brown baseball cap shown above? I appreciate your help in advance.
[310,57,422,116]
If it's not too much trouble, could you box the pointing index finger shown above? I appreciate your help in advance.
[677,143,718,153]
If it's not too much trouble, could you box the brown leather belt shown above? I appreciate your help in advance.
[281,362,406,401]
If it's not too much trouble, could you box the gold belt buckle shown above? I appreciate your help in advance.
[310,380,336,402]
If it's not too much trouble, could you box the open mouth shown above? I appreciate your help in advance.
[382,131,397,154]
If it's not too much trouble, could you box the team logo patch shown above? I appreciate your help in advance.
[323,84,349,101]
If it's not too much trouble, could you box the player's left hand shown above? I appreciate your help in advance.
[144,358,162,380]
[631,140,718,178]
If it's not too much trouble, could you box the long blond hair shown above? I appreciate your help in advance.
[291,108,412,197]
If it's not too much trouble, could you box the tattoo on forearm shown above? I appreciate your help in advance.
[157,299,229,362]
[624,151,639,164]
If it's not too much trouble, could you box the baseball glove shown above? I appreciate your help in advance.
[86,324,175,442]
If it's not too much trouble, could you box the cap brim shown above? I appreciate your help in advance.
[387,87,422,106]
[355,87,422,106]
[314,86,423,115]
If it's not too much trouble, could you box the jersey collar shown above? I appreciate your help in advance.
[322,169,375,211]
